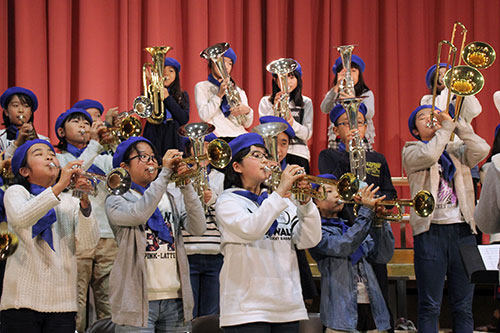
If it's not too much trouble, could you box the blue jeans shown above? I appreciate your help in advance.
[414,223,476,333]
[115,299,190,333]
[188,254,223,317]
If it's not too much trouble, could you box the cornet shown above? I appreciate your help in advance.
[200,43,246,126]
[266,58,298,120]
[49,163,131,197]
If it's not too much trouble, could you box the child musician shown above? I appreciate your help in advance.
[0,87,50,159]
[404,105,489,332]
[0,139,99,332]
[105,137,205,332]
[309,174,392,333]
[258,60,314,173]
[320,54,375,147]
[64,100,118,333]
[194,47,253,140]
[215,132,321,331]
[143,57,190,155]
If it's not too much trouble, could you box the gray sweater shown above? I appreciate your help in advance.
[475,154,500,235]
[105,168,206,327]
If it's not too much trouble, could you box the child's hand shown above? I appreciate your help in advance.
[276,165,304,198]
[295,178,311,204]
[163,149,183,171]
[15,123,35,146]
[52,160,84,196]
[358,184,386,210]
[104,106,119,126]
[230,105,250,117]
[203,189,213,204]
[436,110,453,124]
[89,122,101,142]
[217,77,230,98]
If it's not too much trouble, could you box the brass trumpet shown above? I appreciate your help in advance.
[0,223,18,260]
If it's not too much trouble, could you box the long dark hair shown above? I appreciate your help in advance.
[166,67,189,111]
[223,144,268,190]
[332,62,370,97]
[487,129,500,163]
[2,93,35,127]
[269,71,304,108]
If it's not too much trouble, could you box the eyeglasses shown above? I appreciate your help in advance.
[244,150,270,161]
[337,121,367,127]
[129,154,158,164]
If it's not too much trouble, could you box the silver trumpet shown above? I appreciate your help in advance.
[49,162,131,197]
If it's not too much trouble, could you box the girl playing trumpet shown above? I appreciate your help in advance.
[216,132,321,332]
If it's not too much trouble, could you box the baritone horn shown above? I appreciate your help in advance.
[200,42,246,126]
[142,46,173,124]
[266,58,298,120]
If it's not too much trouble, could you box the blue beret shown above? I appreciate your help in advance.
[330,103,367,124]
[408,105,442,140]
[294,60,302,77]
[332,54,365,74]
[495,124,500,139]
[12,139,55,177]
[164,57,181,72]
[224,47,237,64]
[229,133,264,159]
[204,133,218,142]
[113,136,153,168]
[73,99,104,115]
[259,116,296,139]
[55,108,93,140]
[0,87,38,112]
[425,63,451,90]
[311,174,337,190]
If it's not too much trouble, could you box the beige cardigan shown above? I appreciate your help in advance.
[402,119,489,236]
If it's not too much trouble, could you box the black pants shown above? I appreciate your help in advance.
[223,321,299,333]
[1,308,76,333]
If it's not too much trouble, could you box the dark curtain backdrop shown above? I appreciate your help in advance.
[1,0,500,181]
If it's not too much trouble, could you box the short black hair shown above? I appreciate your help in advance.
[332,62,370,97]
[122,140,160,166]
[223,144,268,190]
[2,93,35,127]
[55,113,92,150]
[269,71,304,108]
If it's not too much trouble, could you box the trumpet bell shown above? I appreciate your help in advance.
[337,173,360,202]
[0,230,18,260]
[414,190,435,218]
[207,139,232,169]
[120,117,142,140]
[443,65,484,96]
[462,41,496,69]
[106,168,131,196]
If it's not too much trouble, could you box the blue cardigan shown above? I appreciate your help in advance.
[309,206,394,331]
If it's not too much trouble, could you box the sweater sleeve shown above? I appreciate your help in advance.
[215,191,289,243]
[78,140,104,171]
[237,88,254,128]
[164,93,189,125]
[320,88,338,114]
[75,204,99,251]
[291,98,313,141]
[178,184,206,236]
[292,200,322,249]
[195,81,223,123]
[258,96,273,117]
[453,118,490,167]
[474,156,500,234]
[105,168,172,227]
[4,185,61,229]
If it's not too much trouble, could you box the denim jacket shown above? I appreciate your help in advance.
[309,206,394,331]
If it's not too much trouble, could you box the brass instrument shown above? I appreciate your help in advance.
[200,43,246,126]
[428,40,457,128]
[0,224,18,260]
[336,173,435,221]
[252,121,288,192]
[142,46,173,124]
[17,114,37,140]
[336,45,366,181]
[176,123,215,207]
[1,159,14,181]
[49,163,131,197]
[290,172,338,201]
[266,58,298,119]
[170,138,231,188]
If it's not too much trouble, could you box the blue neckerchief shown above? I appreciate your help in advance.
[6,125,18,141]
[280,159,287,170]
[233,190,278,236]
[130,182,174,245]
[30,184,57,251]
[338,141,347,152]
[207,74,231,118]
[321,217,364,265]
[0,188,5,223]
[66,143,106,177]
[162,87,173,123]
[422,140,456,182]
